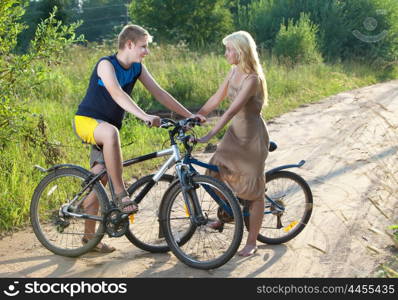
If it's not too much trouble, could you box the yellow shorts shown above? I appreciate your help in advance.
[73,115,101,145]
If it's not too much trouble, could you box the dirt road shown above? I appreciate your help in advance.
[1,80,397,278]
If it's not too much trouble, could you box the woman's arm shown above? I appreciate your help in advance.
[197,68,234,117]
[138,64,195,119]
[97,60,160,125]
[197,75,258,143]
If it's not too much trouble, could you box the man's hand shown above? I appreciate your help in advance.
[145,115,161,127]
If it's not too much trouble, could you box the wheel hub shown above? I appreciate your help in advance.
[271,199,285,216]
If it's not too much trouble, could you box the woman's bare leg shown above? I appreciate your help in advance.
[238,199,264,256]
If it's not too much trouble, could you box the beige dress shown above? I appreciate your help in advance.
[207,72,269,201]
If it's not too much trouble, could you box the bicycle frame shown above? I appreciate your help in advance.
[55,144,180,221]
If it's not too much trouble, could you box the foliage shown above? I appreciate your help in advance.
[0,0,84,231]
[73,0,130,42]
[236,0,398,64]
[128,0,234,46]
[338,0,398,64]
[0,1,84,151]
[17,0,129,50]
[273,13,322,65]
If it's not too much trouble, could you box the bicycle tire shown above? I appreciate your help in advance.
[253,170,313,244]
[160,174,243,270]
[125,174,176,253]
[30,167,107,257]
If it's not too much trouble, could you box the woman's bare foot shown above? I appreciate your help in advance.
[238,244,258,257]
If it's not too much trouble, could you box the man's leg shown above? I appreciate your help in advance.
[93,122,135,212]
[83,162,107,239]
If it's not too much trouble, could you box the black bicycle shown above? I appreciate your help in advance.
[30,118,243,270]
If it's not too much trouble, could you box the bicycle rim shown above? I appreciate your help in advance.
[161,175,243,270]
[30,168,106,257]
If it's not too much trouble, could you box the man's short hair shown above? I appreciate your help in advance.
[118,24,153,49]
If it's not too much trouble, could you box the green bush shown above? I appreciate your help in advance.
[0,0,84,230]
[0,1,84,148]
[273,13,322,65]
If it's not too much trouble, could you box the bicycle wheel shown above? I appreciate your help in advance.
[125,174,175,253]
[255,170,313,244]
[30,167,107,257]
[160,175,243,270]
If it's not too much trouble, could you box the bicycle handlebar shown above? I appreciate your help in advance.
[145,117,277,154]
[159,117,201,130]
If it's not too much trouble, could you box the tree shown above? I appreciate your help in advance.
[129,0,234,46]
[73,0,130,42]
[18,0,130,49]
[17,0,76,52]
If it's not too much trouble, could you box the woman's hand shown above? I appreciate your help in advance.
[194,134,212,144]
[189,113,207,124]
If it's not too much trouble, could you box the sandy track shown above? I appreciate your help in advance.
[1,80,397,278]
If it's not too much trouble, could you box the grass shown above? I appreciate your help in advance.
[0,42,397,232]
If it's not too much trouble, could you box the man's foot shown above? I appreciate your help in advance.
[82,237,116,253]
[120,196,138,214]
[91,242,116,253]
[115,190,138,214]
[238,245,258,257]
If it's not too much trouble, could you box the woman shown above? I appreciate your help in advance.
[195,31,269,257]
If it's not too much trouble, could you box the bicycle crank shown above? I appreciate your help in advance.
[104,208,129,237]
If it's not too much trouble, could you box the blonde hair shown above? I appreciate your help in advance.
[118,24,153,49]
[223,31,268,106]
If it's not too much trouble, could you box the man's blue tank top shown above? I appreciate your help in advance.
[76,54,142,129]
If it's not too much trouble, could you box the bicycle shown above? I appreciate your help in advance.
[30,118,243,270]
[127,132,313,261]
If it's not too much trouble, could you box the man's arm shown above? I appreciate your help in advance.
[97,60,159,125]
[138,64,194,118]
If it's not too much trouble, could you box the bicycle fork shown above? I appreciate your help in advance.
[175,164,207,226]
